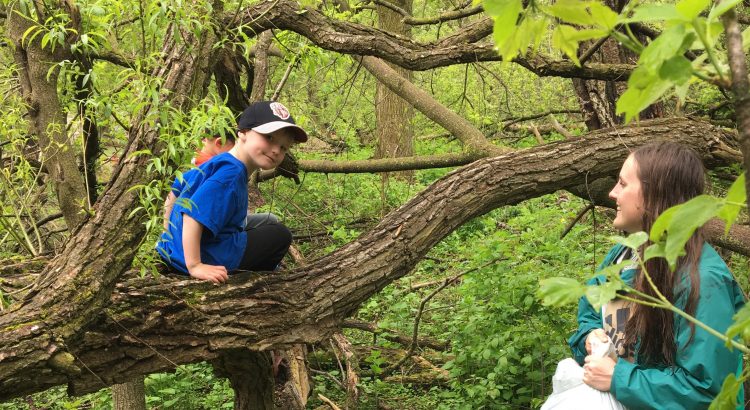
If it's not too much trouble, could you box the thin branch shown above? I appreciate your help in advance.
[549,114,574,139]
[272,52,300,101]
[560,203,594,239]
[342,319,449,351]
[578,36,609,66]
[403,5,484,26]
[317,394,343,410]
[502,109,582,127]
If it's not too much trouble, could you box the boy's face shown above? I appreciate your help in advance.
[237,129,294,170]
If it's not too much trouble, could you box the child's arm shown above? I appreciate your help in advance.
[163,192,177,231]
[182,215,229,283]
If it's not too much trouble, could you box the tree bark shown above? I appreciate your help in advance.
[0,118,737,400]
[111,376,146,410]
[375,0,415,180]
[6,2,89,230]
[230,1,636,79]
[250,31,274,102]
[213,350,275,410]
[722,9,750,207]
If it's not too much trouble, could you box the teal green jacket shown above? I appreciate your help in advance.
[568,243,745,409]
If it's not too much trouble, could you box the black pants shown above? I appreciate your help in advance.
[237,220,292,271]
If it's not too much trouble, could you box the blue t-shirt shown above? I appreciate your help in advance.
[156,153,248,274]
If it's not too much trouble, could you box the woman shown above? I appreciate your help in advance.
[568,142,745,408]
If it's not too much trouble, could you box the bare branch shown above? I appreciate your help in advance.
[502,109,582,127]
[298,151,484,173]
[403,5,484,26]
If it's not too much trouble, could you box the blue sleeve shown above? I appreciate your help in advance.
[610,265,745,409]
[179,180,237,237]
[568,276,603,365]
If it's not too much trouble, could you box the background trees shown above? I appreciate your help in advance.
[0,0,748,408]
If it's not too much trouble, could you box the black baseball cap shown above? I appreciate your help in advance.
[237,101,308,143]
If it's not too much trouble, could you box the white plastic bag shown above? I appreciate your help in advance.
[540,338,626,410]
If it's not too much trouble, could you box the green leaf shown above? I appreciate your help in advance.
[596,261,634,280]
[616,67,672,122]
[640,25,689,66]
[610,232,649,250]
[643,242,667,261]
[544,0,595,26]
[490,0,523,60]
[742,26,750,50]
[717,173,747,234]
[650,195,724,269]
[708,0,743,22]
[552,25,584,66]
[708,373,740,410]
[538,277,585,307]
[726,304,750,345]
[675,0,710,20]
[659,55,693,85]
[589,3,618,31]
[626,4,682,23]
[585,279,623,310]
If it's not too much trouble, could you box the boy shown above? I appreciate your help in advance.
[162,129,235,230]
[157,101,308,283]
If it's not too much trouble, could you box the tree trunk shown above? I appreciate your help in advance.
[0,118,736,400]
[375,0,414,180]
[111,377,146,410]
[213,350,275,410]
[6,2,89,230]
[0,15,219,400]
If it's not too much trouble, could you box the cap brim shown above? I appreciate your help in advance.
[252,121,308,142]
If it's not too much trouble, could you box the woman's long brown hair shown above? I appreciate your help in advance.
[623,142,705,366]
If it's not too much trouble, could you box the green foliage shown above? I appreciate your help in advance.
[486,0,746,121]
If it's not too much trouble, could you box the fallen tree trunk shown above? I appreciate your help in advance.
[0,117,738,400]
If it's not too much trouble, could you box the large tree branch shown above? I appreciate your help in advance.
[359,56,500,153]
[298,152,483,173]
[229,1,636,80]
[0,117,737,399]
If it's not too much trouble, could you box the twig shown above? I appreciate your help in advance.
[549,114,574,139]
[403,5,483,25]
[578,36,609,66]
[342,319,449,351]
[560,203,594,239]
[318,393,343,410]
[530,123,544,144]
[310,368,346,391]
[272,52,300,101]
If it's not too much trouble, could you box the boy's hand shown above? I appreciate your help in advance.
[585,328,609,355]
[188,263,228,284]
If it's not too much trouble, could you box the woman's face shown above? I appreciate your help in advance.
[609,154,645,233]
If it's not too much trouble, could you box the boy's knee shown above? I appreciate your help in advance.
[270,223,292,249]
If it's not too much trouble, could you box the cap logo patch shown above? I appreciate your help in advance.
[270,102,290,120]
